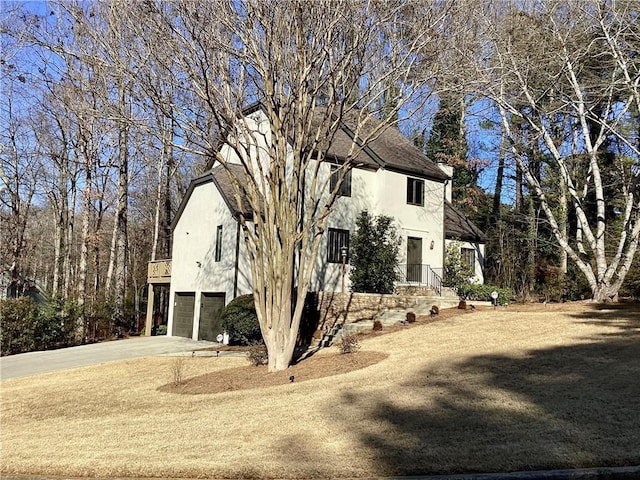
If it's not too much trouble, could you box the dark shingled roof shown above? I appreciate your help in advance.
[170,164,254,230]
[210,164,254,218]
[444,201,487,243]
[320,108,450,181]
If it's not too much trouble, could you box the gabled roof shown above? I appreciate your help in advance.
[171,164,253,230]
[444,201,487,243]
[328,109,450,181]
[236,102,450,181]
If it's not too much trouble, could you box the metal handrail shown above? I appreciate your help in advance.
[396,264,443,295]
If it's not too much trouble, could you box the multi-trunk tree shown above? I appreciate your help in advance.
[459,0,640,302]
[125,0,451,371]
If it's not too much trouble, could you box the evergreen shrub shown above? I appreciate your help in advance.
[350,211,399,294]
[220,294,262,345]
[0,297,39,355]
[0,297,81,356]
[458,284,513,305]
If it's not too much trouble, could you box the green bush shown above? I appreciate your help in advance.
[457,284,513,305]
[443,242,475,288]
[220,294,262,345]
[0,297,81,356]
[350,211,400,294]
[38,297,82,347]
[0,297,39,355]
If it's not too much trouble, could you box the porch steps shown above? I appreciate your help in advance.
[318,289,460,347]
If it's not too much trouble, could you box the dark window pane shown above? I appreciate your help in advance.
[407,177,424,206]
[461,247,475,269]
[327,228,349,263]
[215,225,223,262]
[330,165,351,197]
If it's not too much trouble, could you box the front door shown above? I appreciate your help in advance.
[407,237,423,283]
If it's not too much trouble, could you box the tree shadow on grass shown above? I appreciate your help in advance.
[569,302,640,339]
[331,313,640,476]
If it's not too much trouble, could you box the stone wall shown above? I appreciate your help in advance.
[395,285,437,296]
[316,292,419,331]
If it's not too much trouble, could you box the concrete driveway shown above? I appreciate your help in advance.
[0,336,215,380]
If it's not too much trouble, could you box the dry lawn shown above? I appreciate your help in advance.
[1,302,639,478]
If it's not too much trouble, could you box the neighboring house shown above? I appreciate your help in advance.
[165,105,486,340]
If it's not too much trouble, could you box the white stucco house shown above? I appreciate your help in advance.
[163,105,485,340]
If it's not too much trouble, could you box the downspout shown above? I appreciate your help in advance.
[233,219,240,298]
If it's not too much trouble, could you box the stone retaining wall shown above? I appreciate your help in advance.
[316,292,419,331]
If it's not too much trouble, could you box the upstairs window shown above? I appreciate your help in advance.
[407,177,424,206]
[330,165,352,197]
[327,228,349,263]
[215,225,223,262]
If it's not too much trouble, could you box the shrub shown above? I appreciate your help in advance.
[220,294,262,345]
[0,297,82,356]
[170,356,186,385]
[247,341,268,366]
[372,320,383,331]
[443,242,475,288]
[457,284,513,305]
[350,211,400,294]
[38,297,82,347]
[0,297,39,355]
[406,311,416,323]
[336,333,360,354]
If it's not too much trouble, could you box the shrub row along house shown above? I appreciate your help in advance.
[146,104,486,341]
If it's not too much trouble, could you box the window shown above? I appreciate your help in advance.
[461,247,475,269]
[330,165,352,197]
[327,228,349,263]
[407,177,424,206]
[214,225,223,262]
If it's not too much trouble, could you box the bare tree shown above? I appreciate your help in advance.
[0,76,42,296]
[129,0,450,370]
[459,0,640,302]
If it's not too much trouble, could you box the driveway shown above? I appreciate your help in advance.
[0,336,216,380]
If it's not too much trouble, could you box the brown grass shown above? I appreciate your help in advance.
[1,302,639,478]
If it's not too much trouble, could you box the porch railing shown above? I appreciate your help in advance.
[396,264,443,295]
[147,259,172,283]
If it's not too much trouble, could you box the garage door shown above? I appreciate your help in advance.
[199,293,226,341]
[173,292,195,338]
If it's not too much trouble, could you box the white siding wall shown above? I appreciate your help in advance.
[445,239,485,284]
[376,170,445,273]
[309,164,447,291]
[309,164,380,292]
[168,182,250,339]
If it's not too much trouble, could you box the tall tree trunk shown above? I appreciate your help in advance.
[77,152,92,339]
[63,177,76,299]
[493,129,506,220]
[113,84,129,328]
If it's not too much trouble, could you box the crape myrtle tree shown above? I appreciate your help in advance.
[459,0,640,302]
[350,211,400,294]
[126,0,451,371]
